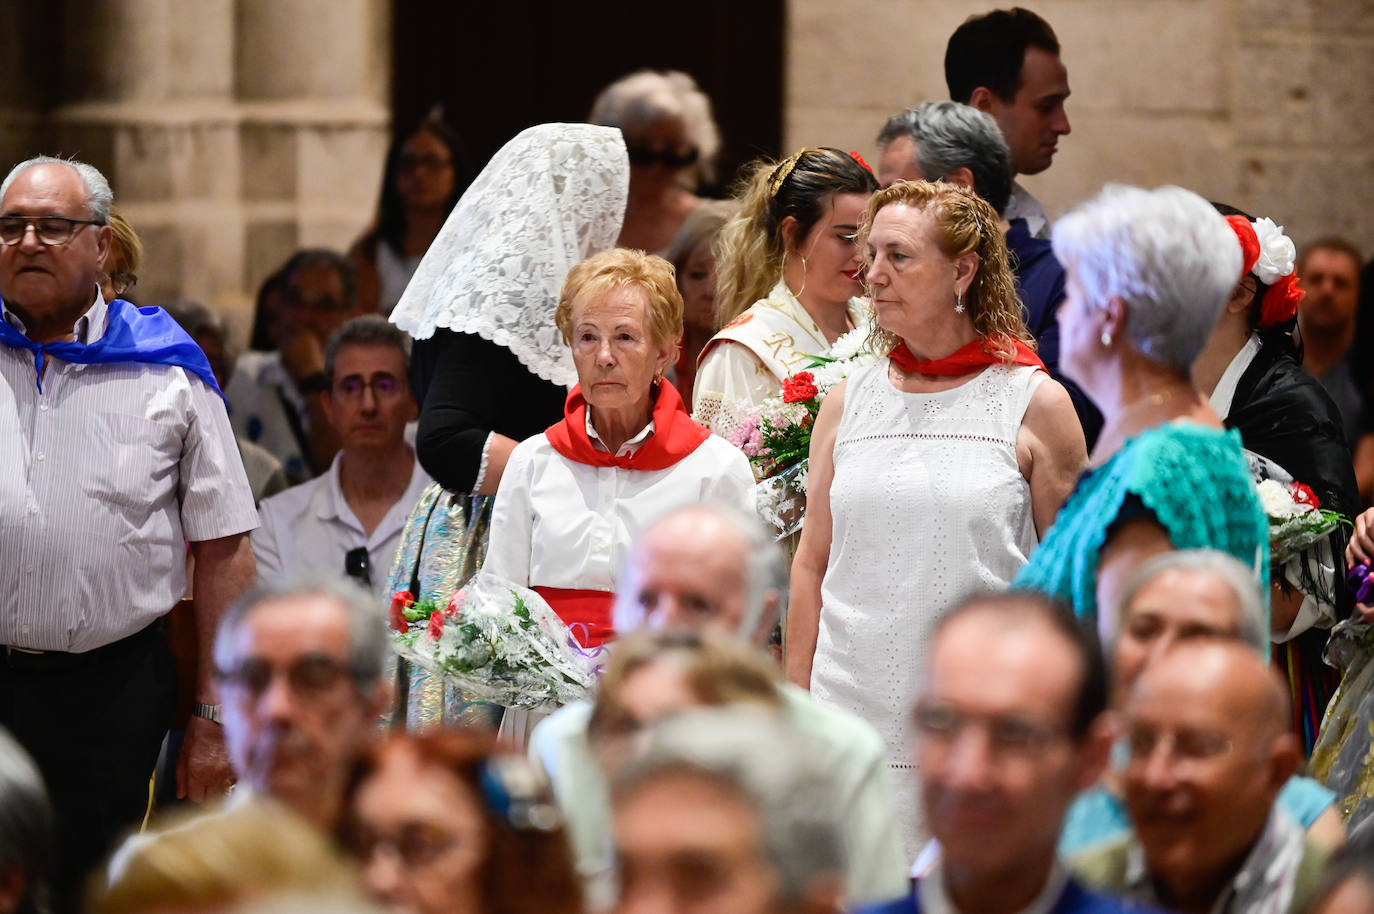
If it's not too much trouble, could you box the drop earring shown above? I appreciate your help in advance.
[1100,331,1113,347]
[954,288,965,314]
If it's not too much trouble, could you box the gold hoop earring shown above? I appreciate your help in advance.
[782,249,807,300]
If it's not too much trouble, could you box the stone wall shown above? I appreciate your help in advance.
[0,0,391,342]
[786,0,1374,255]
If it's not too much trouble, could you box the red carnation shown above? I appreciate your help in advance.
[445,590,466,619]
[389,591,415,632]
[1291,482,1320,510]
[782,371,819,404]
[1258,274,1304,329]
[427,608,446,640]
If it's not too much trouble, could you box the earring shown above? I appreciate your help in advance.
[1100,331,1113,347]
[795,253,808,299]
[954,288,965,314]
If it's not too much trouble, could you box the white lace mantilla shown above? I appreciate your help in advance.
[390,123,629,386]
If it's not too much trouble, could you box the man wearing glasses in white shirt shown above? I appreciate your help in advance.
[0,156,257,906]
[251,315,430,596]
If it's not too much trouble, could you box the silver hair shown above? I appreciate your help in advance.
[212,573,389,696]
[0,728,54,914]
[875,102,1013,213]
[612,706,845,904]
[0,155,113,223]
[589,69,721,186]
[1051,184,1242,375]
[614,502,787,643]
[323,314,411,382]
[1113,549,1268,656]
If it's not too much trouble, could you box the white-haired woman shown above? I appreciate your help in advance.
[590,69,720,252]
[387,123,628,728]
[1014,185,1268,632]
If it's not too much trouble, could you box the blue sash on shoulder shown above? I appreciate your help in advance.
[0,297,221,396]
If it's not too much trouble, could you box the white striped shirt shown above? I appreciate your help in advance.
[0,294,258,651]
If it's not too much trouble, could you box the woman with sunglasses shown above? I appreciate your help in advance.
[590,69,720,253]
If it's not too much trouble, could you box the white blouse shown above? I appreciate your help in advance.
[484,423,757,593]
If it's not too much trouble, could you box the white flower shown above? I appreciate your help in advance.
[1256,478,1299,519]
[828,326,870,362]
[1251,217,1297,286]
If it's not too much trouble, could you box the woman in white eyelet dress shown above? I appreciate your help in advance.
[787,182,1087,859]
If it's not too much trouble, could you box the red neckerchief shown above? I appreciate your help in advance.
[545,379,710,470]
[888,337,1045,376]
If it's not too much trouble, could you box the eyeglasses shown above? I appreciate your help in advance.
[627,146,700,169]
[345,546,372,587]
[346,821,460,868]
[397,153,452,174]
[1124,724,1234,770]
[332,373,405,402]
[215,653,358,700]
[912,702,1067,760]
[0,216,105,246]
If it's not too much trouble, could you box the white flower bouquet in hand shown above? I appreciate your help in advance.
[389,575,600,711]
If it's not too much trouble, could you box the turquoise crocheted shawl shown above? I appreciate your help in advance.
[1014,422,1269,627]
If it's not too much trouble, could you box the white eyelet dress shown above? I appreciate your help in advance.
[809,358,1045,859]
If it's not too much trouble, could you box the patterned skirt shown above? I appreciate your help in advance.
[383,482,502,730]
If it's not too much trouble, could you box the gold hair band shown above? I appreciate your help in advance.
[768,149,808,198]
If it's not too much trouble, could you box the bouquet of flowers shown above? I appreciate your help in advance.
[388,575,601,711]
[1248,452,1347,566]
[727,326,878,537]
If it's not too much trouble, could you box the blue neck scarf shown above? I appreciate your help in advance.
[0,297,222,396]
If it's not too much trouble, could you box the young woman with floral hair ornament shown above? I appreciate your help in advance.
[692,147,878,437]
[1192,204,1359,756]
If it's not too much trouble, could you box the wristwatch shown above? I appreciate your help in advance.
[192,702,223,725]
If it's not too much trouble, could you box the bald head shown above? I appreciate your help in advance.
[1122,638,1299,901]
[614,504,782,645]
[1133,639,1289,739]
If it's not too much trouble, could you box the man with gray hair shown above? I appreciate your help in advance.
[530,503,908,907]
[0,728,54,914]
[1060,549,1343,859]
[214,575,391,832]
[875,100,1101,446]
[611,706,846,914]
[251,315,429,595]
[0,155,257,898]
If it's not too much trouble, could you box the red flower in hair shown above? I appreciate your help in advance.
[849,151,873,175]
[1258,273,1305,329]
[782,371,819,403]
[1225,215,1261,278]
[389,591,415,632]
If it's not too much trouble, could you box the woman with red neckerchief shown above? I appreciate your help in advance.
[483,248,756,737]
[788,181,1087,858]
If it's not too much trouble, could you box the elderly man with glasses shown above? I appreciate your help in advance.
[1071,638,1328,914]
[0,155,257,905]
[251,315,429,596]
[214,575,391,832]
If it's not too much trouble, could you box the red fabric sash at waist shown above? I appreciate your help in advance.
[533,587,615,648]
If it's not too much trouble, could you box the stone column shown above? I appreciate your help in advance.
[32,0,390,343]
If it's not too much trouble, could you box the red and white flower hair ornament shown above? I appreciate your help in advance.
[1225,214,1304,329]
